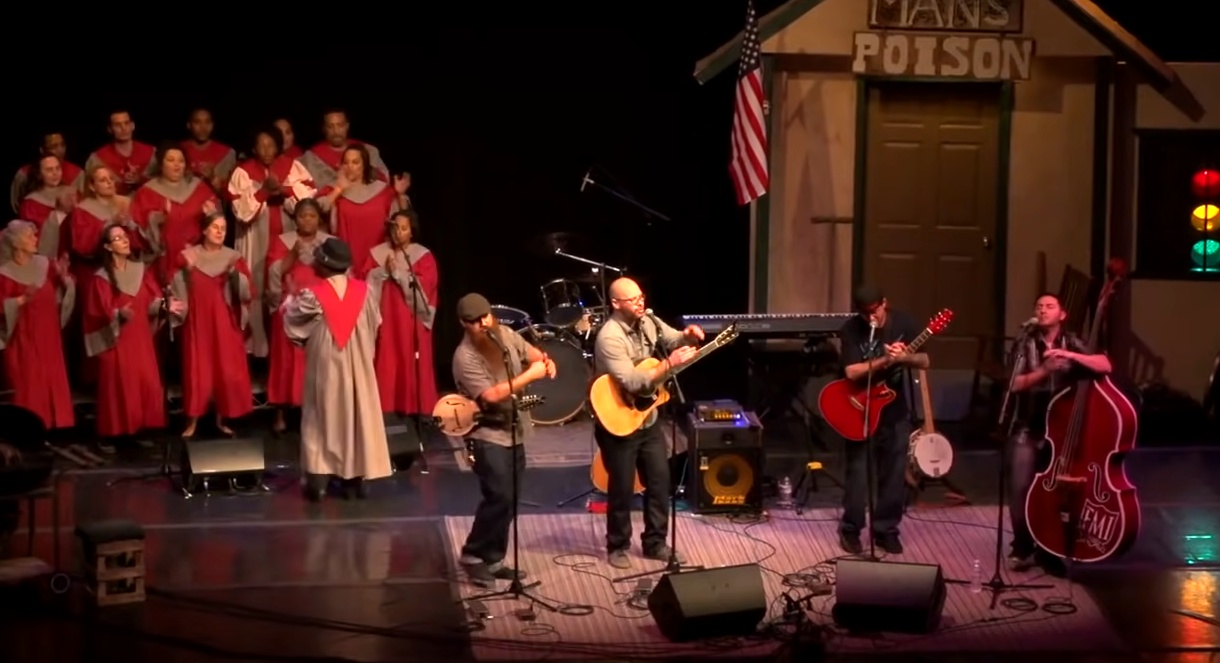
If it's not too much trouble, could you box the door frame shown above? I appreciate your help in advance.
[850,77,1013,354]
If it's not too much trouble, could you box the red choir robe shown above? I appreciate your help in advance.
[19,185,75,259]
[283,145,304,160]
[359,242,438,415]
[264,231,330,406]
[64,197,151,288]
[227,155,316,357]
[0,255,75,429]
[10,161,84,214]
[323,181,400,270]
[131,178,218,283]
[170,246,254,419]
[298,140,389,191]
[180,140,238,188]
[83,262,166,437]
[84,142,156,196]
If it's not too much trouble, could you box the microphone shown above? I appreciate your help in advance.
[867,319,878,345]
[1019,317,1039,332]
[580,169,594,192]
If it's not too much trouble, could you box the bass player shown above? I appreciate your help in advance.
[593,277,702,570]
[451,292,556,587]
[836,285,928,555]
[1007,292,1111,575]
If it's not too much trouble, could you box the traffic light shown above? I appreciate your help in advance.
[1190,167,1219,272]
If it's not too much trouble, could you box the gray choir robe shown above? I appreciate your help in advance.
[365,242,436,330]
[283,274,391,480]
[0,255,75,350]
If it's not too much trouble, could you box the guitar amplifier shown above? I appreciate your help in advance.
[685,409,763,514]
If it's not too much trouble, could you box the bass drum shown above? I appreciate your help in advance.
[519,325,591,425]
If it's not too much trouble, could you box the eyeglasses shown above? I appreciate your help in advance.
[612,294,644,305]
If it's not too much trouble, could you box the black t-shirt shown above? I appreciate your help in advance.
[838,310,921,423]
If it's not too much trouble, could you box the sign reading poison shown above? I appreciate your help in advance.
[852,32,1035,80]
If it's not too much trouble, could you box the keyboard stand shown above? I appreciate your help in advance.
[747,337,836,452]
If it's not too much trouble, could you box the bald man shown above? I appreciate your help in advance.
[592,278,704,569]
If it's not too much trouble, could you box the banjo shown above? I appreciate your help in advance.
[908,369,955,479]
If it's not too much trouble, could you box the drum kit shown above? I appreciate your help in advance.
[489,232,628,427]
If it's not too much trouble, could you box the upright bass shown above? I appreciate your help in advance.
[1024,259,1141,563]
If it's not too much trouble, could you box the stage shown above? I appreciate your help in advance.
[0,410,1217,663]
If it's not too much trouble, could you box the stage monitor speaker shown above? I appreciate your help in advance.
[180,436,266,491]
[687,410,764,514]
[647,563,767,642]
[832,559,946,634]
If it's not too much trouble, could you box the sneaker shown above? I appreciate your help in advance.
[486,561,528,581]
[1006,552,1036,571]
[873,532,904,555]
[839,531,863,555]
[644,545,686,564]
[462,561,497,588]
[608,550,631,569]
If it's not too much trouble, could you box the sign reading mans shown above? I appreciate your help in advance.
[869,0,1023,33]
[852,32,1035,80]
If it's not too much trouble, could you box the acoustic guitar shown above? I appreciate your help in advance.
[589,323,740,436]
[590,449,645,495]
[817,309,954,441]
[431,393,545,437]
[907,369,955,479]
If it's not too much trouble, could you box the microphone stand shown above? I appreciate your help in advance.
[615,312,703,582]
[463,330,555,612]
[859,322,881,562]
[964,329,1053,605]
[400,247,429,475]
[579,172,670,223]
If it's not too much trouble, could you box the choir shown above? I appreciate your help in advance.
[1,108,437,456]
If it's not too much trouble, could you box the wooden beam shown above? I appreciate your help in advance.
[693,0,828,85]
[772,53,855,74]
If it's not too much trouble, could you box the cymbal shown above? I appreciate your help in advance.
[526,232,590,257]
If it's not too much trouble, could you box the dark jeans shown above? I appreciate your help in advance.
[594,422,670,553]
[1008,429,1052,557]
[460,440,525,566]
[840,417,911,537]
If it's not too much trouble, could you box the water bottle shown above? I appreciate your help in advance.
[970,558,983,594]
[776,476,794,509]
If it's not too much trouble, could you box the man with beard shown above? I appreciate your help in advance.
[451,293,556,586]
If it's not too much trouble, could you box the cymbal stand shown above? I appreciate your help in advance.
[554,249,626,317]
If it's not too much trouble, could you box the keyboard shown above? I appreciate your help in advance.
[680,313,854,338]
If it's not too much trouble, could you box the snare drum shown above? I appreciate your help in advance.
[489,305,533,332]
[519,325,592,425]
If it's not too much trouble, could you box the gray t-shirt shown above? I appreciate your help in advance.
[451,327,535,447]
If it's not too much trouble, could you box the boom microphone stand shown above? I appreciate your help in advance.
[401,248,429,475]
[614,312,704,583]
[970,332,1052,606]
[462,330,556,612]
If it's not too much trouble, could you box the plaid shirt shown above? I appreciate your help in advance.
[1009,329,1091,433]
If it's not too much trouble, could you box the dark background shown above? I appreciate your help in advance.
[3,3,1215,391]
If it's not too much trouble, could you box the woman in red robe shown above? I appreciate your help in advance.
[0,221,75,430]
[274,119,304,160]
[357,209,438,417]
[318,144,409,266]
[264,199,331,434]
[227,126,316,358]
[65,166,150,286]
[18,154,77,259]
[84,224,185,450]
[131,143,220,283]
[170,212,254,438]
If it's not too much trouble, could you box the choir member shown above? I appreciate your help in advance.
[84,111,156,196]
[180,108,237,193]
[319,144,409,266]
[0,221,75,430]
[132,144,220,282]
[359,209,438,417]
[283,237,390,501]
[228,126,316,357]
[65,166,149,286]
[84,224,185,451]
[170,212,254,438]
[299,109,390,190]
[274,118,303,160]
[18,154,77,258]
[10,131,84,214]
[265,199,331,434]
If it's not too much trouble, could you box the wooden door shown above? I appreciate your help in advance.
[862,81,1002,370]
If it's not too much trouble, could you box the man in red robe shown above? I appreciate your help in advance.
[298,109,390,191]
[180,107,237,193]
[10,131,84,213]
[84,110,156,196]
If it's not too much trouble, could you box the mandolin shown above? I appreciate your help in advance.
[431,393,545,438]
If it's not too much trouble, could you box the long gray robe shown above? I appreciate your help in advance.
[283,274,391,480]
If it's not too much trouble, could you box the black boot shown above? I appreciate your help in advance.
[342,477,368,500]
[303,473,328,501]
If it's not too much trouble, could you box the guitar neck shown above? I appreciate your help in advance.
[906,327,935,354]
[670,339,726,376]
[916,368,935,434]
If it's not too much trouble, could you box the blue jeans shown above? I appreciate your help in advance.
[594,422,670,553]
[840,418,911,537]
[1008,429,1051,557]
[460,440,526,566]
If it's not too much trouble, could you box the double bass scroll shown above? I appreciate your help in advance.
[1023,258,1141,564]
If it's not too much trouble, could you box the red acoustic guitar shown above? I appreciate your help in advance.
[818,309,954,441]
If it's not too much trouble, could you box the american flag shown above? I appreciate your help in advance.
[729,0,769,206]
